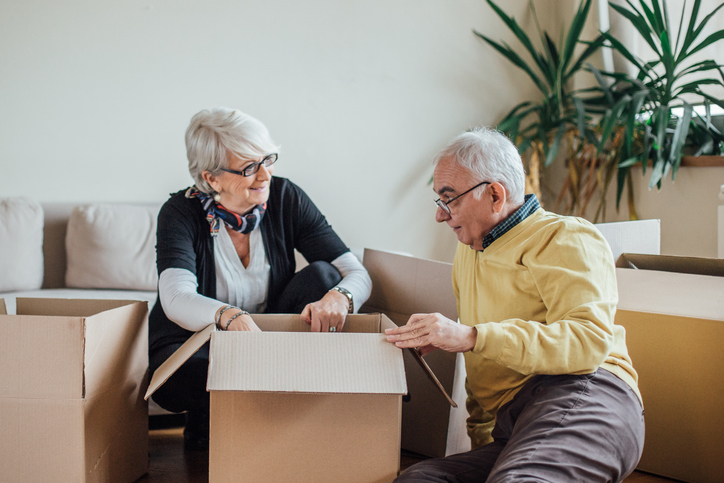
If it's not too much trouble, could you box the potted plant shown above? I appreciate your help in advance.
[474,0,606,207]
[589,0,724,217]
[476,0,724,221]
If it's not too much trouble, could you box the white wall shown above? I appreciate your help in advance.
[0,0,548,263]
[602,167,724,258]
[542,159,724,259]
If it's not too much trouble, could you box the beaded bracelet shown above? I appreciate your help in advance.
[215,305,236,329]
[223,310,250,331]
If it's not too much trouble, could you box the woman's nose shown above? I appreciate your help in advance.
[256,163,272,179]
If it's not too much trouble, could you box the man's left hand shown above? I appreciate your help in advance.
[302,290,349,332]
[385,313,477,356]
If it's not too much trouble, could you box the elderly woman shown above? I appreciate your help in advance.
[149,107,371,451]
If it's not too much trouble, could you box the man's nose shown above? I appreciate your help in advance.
[435,206,450,223]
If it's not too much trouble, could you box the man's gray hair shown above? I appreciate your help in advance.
[433,127,526,205]
[186,107,280,194]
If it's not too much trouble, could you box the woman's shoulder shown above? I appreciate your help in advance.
[159,187,205,218]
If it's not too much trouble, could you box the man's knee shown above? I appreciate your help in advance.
[395,461,449,482]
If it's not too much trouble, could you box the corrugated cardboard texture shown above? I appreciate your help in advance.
[616,253,724,277]
[362,248,464,458]
[0,312,85,399]
[617,268,724,321]
[618,310,724,482]
[146,314,399,401]
[0,298,149,483]
[1,299,149,400]
[0,398,86,480]
[363,249,457,319]
[16,297,139,317]
[616,258,724,482]
[594,219,660,260]
[210,392,401,483]
[208,331,406,394]
[253,312,382,333]
[145,323,215,401]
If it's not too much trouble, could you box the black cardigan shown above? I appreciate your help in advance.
[148,176,349,352]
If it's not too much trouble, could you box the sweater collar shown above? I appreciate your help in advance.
[480,194,540,251]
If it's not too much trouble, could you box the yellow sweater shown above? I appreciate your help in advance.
[453,208,641,445]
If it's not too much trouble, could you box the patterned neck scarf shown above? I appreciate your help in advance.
[185,186,267,237]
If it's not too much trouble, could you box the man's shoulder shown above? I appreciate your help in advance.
[525,210,599,237]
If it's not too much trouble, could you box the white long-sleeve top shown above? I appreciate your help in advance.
[158,225,371,332]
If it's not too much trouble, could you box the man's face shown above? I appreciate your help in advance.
[433,157,498,251]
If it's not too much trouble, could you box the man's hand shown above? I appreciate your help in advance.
[385,313,477,356]
[302,289,349,332]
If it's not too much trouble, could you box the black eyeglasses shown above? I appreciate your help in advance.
[434,181,490,215]
[221,153,278,177]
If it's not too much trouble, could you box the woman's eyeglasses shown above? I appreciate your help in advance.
[221,153,278,177]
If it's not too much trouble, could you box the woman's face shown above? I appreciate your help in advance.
[202,150,275,214]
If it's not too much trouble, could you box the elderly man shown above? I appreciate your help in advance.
[386,127,644,482]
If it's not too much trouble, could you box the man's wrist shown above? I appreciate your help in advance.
[466,326,478,352]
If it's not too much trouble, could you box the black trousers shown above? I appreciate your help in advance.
[396,369,645,483]
[149,260,342,415]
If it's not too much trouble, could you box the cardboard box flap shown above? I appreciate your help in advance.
[409,348,457,407]
[207,331,407,394]
[362,249,457,319]
[16,297,140,317]
[594,219,660,261]
[616,253,724,277]
[144,323,215,400]
[83,301,149,399]
[252,313,383,333]
[616,268,724,321]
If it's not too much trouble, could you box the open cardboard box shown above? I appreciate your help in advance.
[615,254,724,483]
[361,248,469,458]
[0,298,149,483]
[594,219,660,261]
[146,313,451,483]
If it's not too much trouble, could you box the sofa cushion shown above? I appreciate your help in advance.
[65,204,159,291]
[0,197,44,292]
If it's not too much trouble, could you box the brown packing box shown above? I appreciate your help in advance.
[615,254,724,483]
[0,298,149,483]
[146,313,443,483]
[361,248,469,458]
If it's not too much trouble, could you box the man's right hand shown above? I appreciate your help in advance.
[384,313,477,355]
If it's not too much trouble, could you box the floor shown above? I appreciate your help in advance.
[135,417,681,482]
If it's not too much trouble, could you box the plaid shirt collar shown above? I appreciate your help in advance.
[480,193,540,251]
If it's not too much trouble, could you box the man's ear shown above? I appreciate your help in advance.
[489,182,508,214]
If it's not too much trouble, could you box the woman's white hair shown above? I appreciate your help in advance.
[186,107,280,194]
[433,127,526,205]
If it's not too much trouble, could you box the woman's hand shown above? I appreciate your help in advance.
[385,313,477,356]
[218,308,261,332]
[302,290,349,332]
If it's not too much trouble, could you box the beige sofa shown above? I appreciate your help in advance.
[1,198,159,310]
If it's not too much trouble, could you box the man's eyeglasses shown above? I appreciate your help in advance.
[221,153,278,177]
[434,181,490,215]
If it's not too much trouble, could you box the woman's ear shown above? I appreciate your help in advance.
[201,171,221,193]
[489,182,508,214]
